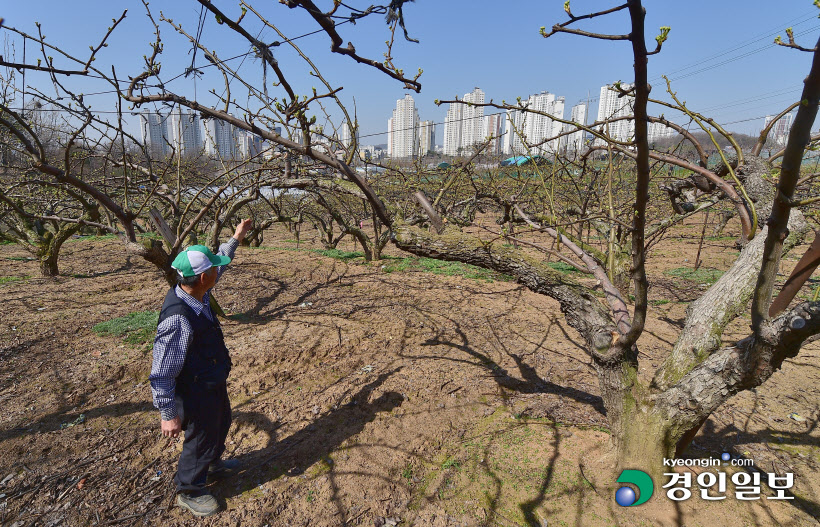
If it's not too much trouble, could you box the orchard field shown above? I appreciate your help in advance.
[1,217,818,526]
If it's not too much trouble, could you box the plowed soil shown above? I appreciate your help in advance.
[1,220,819,526]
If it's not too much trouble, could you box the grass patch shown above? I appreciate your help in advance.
[0,275,29,285]
[5,256,35,261]
[547,261,582,274]
[0,240,15,245]
[311,248,365,260]
[381,257,513,283]
[93,310,159,346]
[665,267,724,285]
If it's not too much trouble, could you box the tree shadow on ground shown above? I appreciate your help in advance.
[414,323,605,415]
[213,370,405,520]
[679,414,820,521]
[0,400,154,442]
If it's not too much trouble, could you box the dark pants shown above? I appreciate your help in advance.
[173,382,232,494]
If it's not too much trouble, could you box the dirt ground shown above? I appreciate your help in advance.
[1,219,819,527]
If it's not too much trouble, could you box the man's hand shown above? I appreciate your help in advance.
[161,416,182,438]
[233,218,253,243]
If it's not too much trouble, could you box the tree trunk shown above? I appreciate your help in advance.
[39,247,59,277]
[615,405,675,479]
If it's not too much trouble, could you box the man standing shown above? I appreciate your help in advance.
[149,219,252,517]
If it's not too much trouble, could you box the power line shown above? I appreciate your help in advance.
[651,10,819,82]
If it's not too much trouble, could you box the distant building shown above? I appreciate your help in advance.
[139,110,170,158]
[595,83,634,145]
[205,117,237,159]
[764,113,794,147]
[564,103,587,151]
[443,103,463,156]
[389,95,419,159]
[503,91,565,156]
[648,120,676,143]
[341,121,359,151]
[443,87,485,156]
[236,131,265,159]
[418,120,436,156]
[483,113,504,156]
[170,108,203,157]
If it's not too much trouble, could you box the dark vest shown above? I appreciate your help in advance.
[158,288,231,390]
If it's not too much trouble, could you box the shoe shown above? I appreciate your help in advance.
[176,492,220,517]
[208,458,240,479]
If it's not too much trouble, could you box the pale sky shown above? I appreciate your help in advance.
[2,1,818,145]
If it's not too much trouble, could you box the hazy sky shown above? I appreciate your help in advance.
[2,1,819,144]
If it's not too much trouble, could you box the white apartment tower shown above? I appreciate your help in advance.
[502,91,565,155]
[418,120,435,157]
[565,103,588,151]
[443,103,463,156]
[596,83,635,144]
[236,131,265,159]
[503,107,527,156]
[443,87,485,156]
[171,108,203,157]
[341,121,359,151]
[483,113,504,156]
[764,113,794,147]
[139,110,170,158]
[205,117,237,159]
[461,88,485,151]
[389,95,419,158]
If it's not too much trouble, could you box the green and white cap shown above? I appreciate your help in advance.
[171,245,231,277]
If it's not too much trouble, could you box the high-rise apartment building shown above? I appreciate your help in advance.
[205,117,237,159]
[139,110,170,158]
[389,95,419,158]
[443,103,463,156]
[170,108,203,157]
[564,103,588,151]
[502,91,565,155]
[236,131,265,159]
[763,113,794,147]
[647,121,675,143]
[461,88,485,151]
[483,113,504,156]
[443,87,485,156]
[418,120,435,157]
[503,107,526,156]
[595,83,635,144]
[341,121,359,151]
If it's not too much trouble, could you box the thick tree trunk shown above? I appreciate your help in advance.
[39,248,59,277]
[616,406,675,479]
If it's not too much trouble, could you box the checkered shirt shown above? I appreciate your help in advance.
[149,237,238,420]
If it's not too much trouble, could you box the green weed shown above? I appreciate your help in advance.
[547,261,582,274]
[665,267,724,285]
[311,248,364,260]
[70,233,118,242]
[382,257,513,283]
[441,457,461,470]
[93,310,159,346]
[0,275,29,285]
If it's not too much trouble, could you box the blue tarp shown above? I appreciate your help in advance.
[500,155,548,167]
